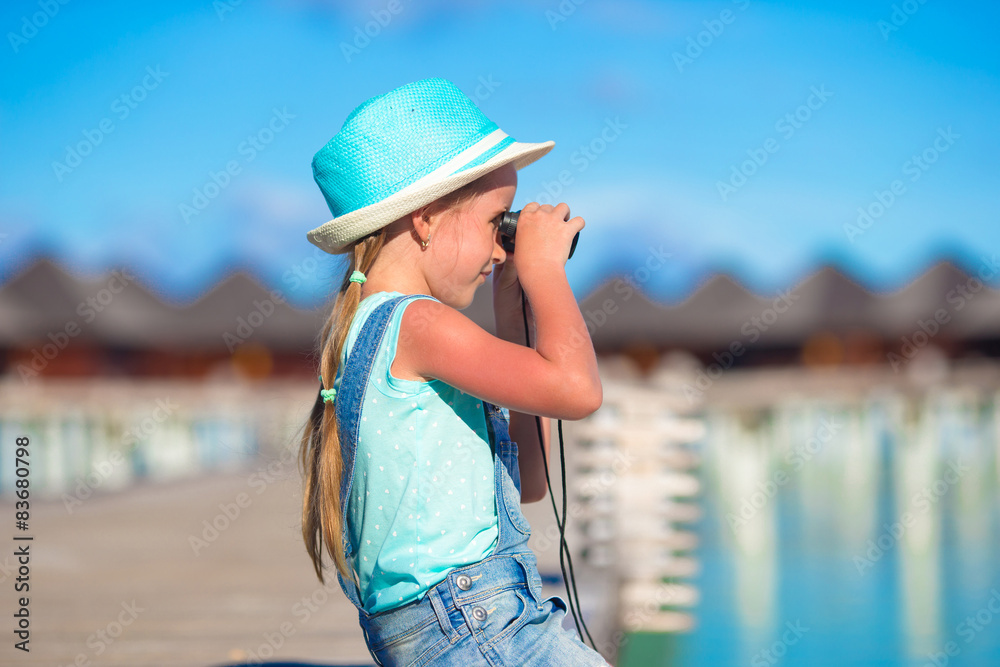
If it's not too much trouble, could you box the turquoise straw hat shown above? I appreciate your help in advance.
[307,77,555,255]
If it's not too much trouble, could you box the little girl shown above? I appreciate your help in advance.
[298,77,608,666]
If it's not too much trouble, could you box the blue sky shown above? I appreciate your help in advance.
[2,0,998,307]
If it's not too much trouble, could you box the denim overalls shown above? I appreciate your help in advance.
[334,294,611,666]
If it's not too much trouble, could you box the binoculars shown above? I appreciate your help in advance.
[498,210,580,260]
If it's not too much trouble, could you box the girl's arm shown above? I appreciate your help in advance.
[488,215,600,501]
[398,204,601,423]
[510,411,551,504]
[495,307,552,504]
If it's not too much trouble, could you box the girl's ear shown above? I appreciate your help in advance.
[410,207,433,244]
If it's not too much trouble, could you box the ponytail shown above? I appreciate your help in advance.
[299,230,386,583]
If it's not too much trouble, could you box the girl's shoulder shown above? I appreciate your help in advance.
[353,291,438,329]
[358,290,439,312]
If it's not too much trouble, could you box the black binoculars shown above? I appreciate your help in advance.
[498,210,580,260]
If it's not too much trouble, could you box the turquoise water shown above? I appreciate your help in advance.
[677,393,1000,667]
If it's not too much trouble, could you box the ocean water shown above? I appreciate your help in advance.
[674,391,1000,667]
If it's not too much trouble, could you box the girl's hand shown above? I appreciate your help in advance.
[507,202,584,294]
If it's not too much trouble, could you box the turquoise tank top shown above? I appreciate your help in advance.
[332,291,500,613]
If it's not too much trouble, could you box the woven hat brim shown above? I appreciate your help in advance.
[307,139,555,255]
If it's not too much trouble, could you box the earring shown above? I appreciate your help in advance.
[420,233,431,250]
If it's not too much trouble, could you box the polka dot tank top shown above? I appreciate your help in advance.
[333,291,500,614]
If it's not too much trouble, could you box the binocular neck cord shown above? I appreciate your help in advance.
[520,291,598,651]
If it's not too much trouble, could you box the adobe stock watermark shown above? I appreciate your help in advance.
[600,581,691,656]
[225,237,412,352]
[0,553,22,585]
[878,0,930,40]
[62,398,179,513]
[682,288,800,404]
[750,620,810,667]
[547,244,671,361]
[238,581,337,664]
[16,269,136,383]
[51,66,169,182]
[532,116,627,206]
[725,417,842,533]
[843,126,959,243]
[922,589,1000,667]
[218,243,345,354]
[214,0,243,21]
[466,74,501,105]
[281,245,328,292]
[586,245,672,331]
[886,254,999,372]
[545,0,588,30]
[56,600,145,667]
[673,0,751,73]
[531,448,638,555]
[853,458,968,575]
[717,84,833,202]
[222,288,288,353]
[189,441,298,555]
[340,0,406,63]
[179,106,295,224]
[404,433,477,516]
[7,0,71,54]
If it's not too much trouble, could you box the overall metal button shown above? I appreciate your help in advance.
[471,606,487,621]
[456,574,472,591]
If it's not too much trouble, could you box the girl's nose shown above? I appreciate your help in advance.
[493,230,507,264]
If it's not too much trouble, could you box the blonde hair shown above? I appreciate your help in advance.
[299,172,502,583]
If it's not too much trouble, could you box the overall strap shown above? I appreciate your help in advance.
[482,401,496,454]
[334,294,427,610]
[482,400,521,486]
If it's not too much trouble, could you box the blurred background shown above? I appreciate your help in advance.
[2,0,999,665]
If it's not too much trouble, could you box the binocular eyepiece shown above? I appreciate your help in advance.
[498,210,580,260]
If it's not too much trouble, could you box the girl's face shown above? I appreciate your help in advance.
[426,164,516,308]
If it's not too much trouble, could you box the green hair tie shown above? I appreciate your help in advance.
[318,374,336,404]
[350,270,366,284]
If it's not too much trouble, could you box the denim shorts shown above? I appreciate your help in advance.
[361,553,611,666]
